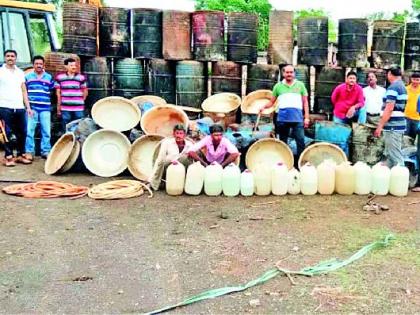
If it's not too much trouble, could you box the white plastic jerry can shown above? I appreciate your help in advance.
[204,162,223,196]
[287,168,301,195]
[389,165,409,197]
[184,161,205,195]
[271,162,288,196]
[222,163,241,197]
[335,162,355,195]
[300,163,318,195]
[353,161,372,195]
[166,161,186,196]
[254,166,272,196]
[371,162,391,195]
[241,169,254,196]
[317,159,336,195]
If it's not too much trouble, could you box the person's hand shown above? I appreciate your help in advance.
[304,118,310,128]
[259,106,265,114]
[26,108,33,117]
[346,106,356,118]
[374,127,382,138]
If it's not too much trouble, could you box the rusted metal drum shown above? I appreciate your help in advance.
[356,68,387,88]
[211,61,242,95]
[337,19,368,67]
[246,64,279,94]
[192,11,225,61]
[314,67,345,114]
[371,20,404,69]
[82,57,111,112]
[113,58,145,99]
[44,52,80,78]
[298,17,329,66]
[132,9,162,59]
[99,7,130,57]
[62,2,97,56]
[227,12,258,64]
[176,61,207,108]
[404,22,420,71]
[147,59,176,103]
[162,11,192,60]
[268,10,293,65]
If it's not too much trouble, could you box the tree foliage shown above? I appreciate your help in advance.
[294,9,337,43]
[195,0,272,51]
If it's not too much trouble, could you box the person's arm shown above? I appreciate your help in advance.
[221,138,240,168]
[221,152,240,168]
[374,101,394,137]
[56,88,62,117]
[259,95,277,113]
[21,83,32,117]
[346,87,365,118]
[188,137,208,166]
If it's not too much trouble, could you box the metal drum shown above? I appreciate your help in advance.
[268,10,293,65]
[371,20,404,69]
[176,61,207,108]
[147,59,176,103]
[298,17,329,66]
[314,67,345,114]
[82,57,111,112]
[404,22,420,71]
[337,19,368,67]
[113,58,145,99]
[246,64,279,94]
[62,2,97,56]
[132,9,162,59]
[99,7,130,57]
[211,61,242,96]
[162,11,192,60]
[227,12,258,64]
[192,11,225,61]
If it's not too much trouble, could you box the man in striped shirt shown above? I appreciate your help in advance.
[55,58,87,132]
[374,67,408,167]
[24,55,55,160]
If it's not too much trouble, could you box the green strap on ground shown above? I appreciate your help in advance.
[146,234,395,314]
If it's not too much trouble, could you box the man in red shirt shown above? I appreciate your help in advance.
[331,71,365,124]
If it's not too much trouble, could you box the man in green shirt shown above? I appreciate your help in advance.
[260,64,310,161]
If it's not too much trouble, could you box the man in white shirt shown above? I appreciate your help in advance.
[149,124,194,190]
[0,50,33,166]
[359,72,386,125]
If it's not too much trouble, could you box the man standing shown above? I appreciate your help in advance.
[405,72,420,191]
[0,50,33,167]
[359,72,386,125]
[374,67,408,167]
[55,58,87,132]
[188,124,239,167]
[24,55,55,160]
[149,124,194,191]
[259,64,309,161]
[331,71,365,124]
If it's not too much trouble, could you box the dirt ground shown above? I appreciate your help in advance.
[0,159,419,314]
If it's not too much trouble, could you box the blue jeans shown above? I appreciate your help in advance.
[61,110,84,132]
[25,109,51,155]
[275,121,305,165]
[333,109,365,125]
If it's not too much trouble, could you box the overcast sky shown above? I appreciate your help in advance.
[104,0,412,19]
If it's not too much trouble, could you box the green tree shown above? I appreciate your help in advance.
[195,0,272,51]
[294,9,337,43]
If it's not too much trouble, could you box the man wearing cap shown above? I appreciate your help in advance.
[55,58,87,132]
[259,64,309,162]
[374,67,408,167]
[0,50,33,167]
[149,124,194,191]
[331,71,365,125]
[359,72,386,125]
[188,124,239,167]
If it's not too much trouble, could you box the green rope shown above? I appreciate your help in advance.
[146,234,395,314]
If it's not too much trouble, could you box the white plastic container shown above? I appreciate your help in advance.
[166,161,185,196]
[371,163,391,195]
[354,161,372,195]
[222,163,241,197]
[254,166,271,196]
[389,165,409,197]
[300,163,318,195]
[287,168,301,195]
[240,169,254,196]
[271,162,288,196]
[184,162,205,195]
[204,162,223,196]
[335,162,355,195]
[317,159,336,195]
